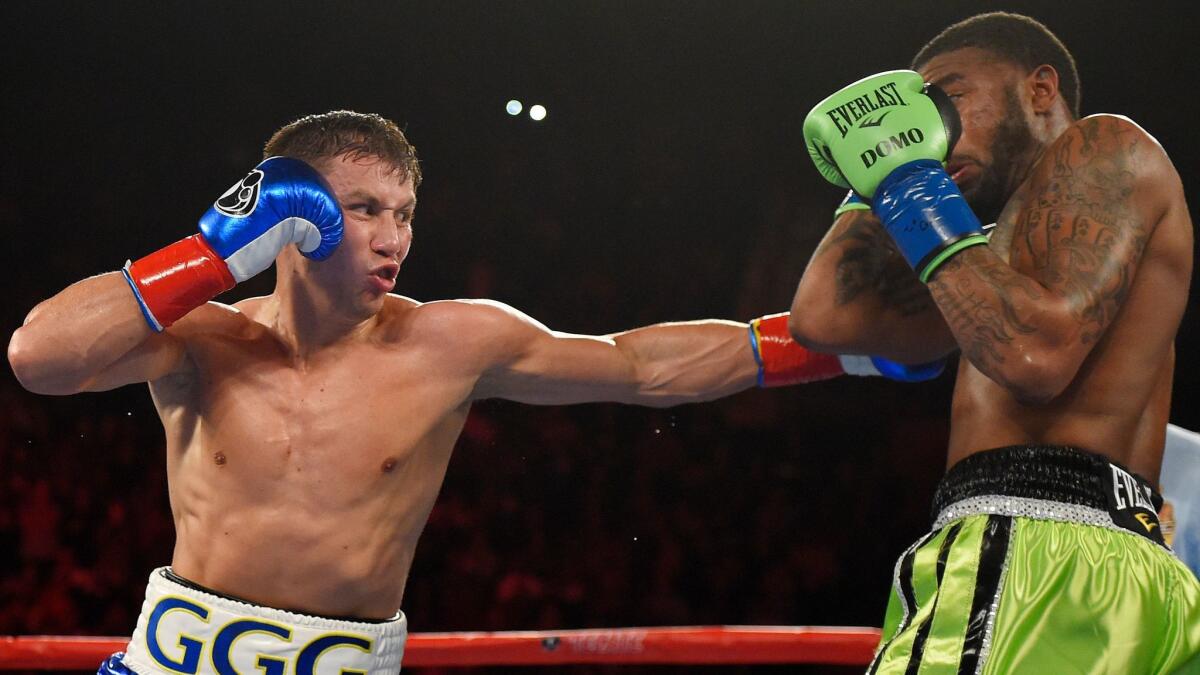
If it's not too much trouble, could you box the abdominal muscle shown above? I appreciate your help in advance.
[946,344,1173,484]
[167,471,429,619]
[148,331,473,620]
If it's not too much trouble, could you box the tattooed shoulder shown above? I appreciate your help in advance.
[1011,114,1161,343]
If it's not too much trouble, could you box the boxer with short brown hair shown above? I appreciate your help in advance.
[9,110,923,674]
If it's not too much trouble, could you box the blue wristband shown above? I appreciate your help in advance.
[121,261,165,332]
[869,355,945,382]
[873,159,988,282]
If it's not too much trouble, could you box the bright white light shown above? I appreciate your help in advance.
[506,99,523,116]
[529,104,547,121]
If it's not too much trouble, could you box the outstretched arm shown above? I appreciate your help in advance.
[469,301,756,407]
[465,301,878,407]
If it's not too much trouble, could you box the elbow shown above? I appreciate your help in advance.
[992,350,1077,406]
[787,306,843,353]
[788,269,851,352]
[8,327,39,390]
[786,312,819,349]
[8,326,78,395]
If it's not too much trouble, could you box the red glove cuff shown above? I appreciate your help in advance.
[123,234,236,331]
[749,313,846,387]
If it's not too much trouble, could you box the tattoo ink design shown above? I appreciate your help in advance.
[1019,119,1149,344]
[826,211,935,316]
[928,250,1042,375]
[926,117,1151,384]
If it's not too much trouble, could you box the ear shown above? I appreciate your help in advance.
[1027,64,1060,115]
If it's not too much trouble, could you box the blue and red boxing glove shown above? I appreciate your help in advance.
[122,157,343,331]
[749,313,944,386]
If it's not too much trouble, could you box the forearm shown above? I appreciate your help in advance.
[9,272,159,394]
[925,246,1079,403]
[790,210,957,362]
[609,320,757,406]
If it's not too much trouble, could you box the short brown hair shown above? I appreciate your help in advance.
[912,12,1080,119]
[263,110,422,188]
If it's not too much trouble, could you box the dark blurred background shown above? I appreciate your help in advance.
[2,1,1197,673]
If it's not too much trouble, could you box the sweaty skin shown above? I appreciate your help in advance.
[791,47,1192,482]
[8,154,759,619]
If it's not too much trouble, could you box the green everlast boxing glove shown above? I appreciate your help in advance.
[803,70,989,282]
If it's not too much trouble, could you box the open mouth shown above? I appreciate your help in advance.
[945,160,975,188]
[372,264,400,282]
[367,263,400,292]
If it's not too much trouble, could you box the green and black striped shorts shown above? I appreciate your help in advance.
[870,445,1200,674]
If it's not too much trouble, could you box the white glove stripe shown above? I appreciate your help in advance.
[223,218,319,283]
[837,354,881,377]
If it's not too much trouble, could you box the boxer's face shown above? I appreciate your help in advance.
[292,153,415,318]
[919,47,1040,224]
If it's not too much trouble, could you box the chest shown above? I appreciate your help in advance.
[166,335,474,477]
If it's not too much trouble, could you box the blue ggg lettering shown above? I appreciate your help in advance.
[211,620,292,675]
[147,597,210,673]
[295,634,374,675]
[147,597,373,675]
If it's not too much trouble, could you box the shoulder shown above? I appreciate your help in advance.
[141,301,257,392]
[379,297,551,365]
[407,298,548,344]
[1050,115,1178,184]
[1028,114,1181,221]
[168,299,261,340]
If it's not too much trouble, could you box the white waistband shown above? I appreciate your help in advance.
[122,567,406,674]
[933,494,1120,531]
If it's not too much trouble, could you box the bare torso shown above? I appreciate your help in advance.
[152,295,474,619]
[947,123,1193,481]
[6,148,759,624]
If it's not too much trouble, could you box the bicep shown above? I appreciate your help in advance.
[465,302,638,405]
[1011,117,1165,344]
[474,328,637,405]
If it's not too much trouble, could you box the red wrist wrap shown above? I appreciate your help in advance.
[749,313,846,387]
[125,234,235,330]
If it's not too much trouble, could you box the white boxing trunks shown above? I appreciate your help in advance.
[107,567,406,674]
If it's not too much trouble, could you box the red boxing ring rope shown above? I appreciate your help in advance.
[0,626,881,669]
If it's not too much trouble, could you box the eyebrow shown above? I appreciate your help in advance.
[931,73,966,90]
[342,189,416,211]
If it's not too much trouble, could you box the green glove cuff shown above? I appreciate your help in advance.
[919,234,990,282]
[833,191,870,220]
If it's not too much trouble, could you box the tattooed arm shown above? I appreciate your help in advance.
[925,115,1173,404]
[789,208,958,363]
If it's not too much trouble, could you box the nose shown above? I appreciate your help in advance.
[371,217,405,258]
